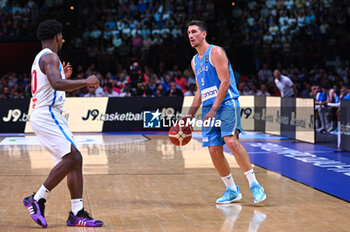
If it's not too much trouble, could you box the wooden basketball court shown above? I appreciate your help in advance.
[0,133,349,231]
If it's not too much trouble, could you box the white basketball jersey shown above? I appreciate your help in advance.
[31,48,66,111]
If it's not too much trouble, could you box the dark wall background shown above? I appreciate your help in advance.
[0,42,41,73]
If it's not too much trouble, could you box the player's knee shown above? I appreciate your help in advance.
[63,152,81,169]
[72,152,82,166]
[66,151,82,167]
[224,137,240,153]
[208,147,224,159]
[70,145,82,165]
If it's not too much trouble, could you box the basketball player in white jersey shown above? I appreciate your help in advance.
[23,20,103,228]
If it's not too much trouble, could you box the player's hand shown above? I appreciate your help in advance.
[86,75,100,88]
[203,109,216,128]
[63,61,72,79]
[178,115,194,131]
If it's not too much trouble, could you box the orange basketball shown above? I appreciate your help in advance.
[168,123,192,146]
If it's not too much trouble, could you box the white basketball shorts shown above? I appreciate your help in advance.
[30,106,80,164]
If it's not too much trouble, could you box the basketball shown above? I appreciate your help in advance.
[168,123,192,146]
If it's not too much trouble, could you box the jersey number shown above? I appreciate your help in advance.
[32,70,37,94]
[201,77,204,86]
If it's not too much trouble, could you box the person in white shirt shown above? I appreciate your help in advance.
[247,16,255,26]
[122,23,131,38]
[280,21,290,35]
[269,22,279,36]
[263,31,273,44]
[273,69,295,97]
[266,0,277,8]
[248,84,263,96]
[116,20,125,30]
[279,12,289,26]
[171,25,182,38]
[23,19,103,228]
[297,10,306,27]
[95,85,106,96]
[160,26,170,38]
[284,0,294,9]
[105,82,119,97]
[90,25,101,39]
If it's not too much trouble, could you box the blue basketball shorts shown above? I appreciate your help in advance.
[201,98,245,147]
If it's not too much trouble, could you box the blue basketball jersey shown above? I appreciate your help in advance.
[316,91,327,102]
[344,93,350,100]
[193,45,239,107]
[333,93,340,103]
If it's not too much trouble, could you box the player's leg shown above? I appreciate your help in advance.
[223,134,251,172]
[220,100,266,203]
[43,146,82,191]
[24,108,103,227]
[202,105,241,204]
[65,145,103,227]
[208,145,242,204]
[23,140,83,228]
[66,145,83,200]
[208,145,231,177]
[223,134,266,203]
[24,109,79,228]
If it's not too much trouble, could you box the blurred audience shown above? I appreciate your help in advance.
[0,0,349,103]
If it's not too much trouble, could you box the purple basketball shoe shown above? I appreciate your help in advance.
[66,208,103,227]
[23,194,47,228]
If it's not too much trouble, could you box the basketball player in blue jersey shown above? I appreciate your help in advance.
[186,20,266,204]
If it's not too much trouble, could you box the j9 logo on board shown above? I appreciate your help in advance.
[3,109,29,122]
[82,109,100,121]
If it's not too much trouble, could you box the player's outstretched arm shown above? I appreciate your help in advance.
[41,53,100,91]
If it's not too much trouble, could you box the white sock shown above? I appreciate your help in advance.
[34,185,50,201]
[71,199,83,215]
[221,173,237,191]
[244,169,258,186]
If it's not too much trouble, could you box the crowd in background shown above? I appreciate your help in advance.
[0,0,350,114]
[1,60,349,98]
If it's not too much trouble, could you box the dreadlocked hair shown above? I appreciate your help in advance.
[36,19,63,41]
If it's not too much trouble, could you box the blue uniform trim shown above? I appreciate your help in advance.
[49,91,78,150]
[38,51,50,66]
[51,90,57,105]
[334,93,340,103]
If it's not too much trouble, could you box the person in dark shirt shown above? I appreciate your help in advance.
[166,81,183,96]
